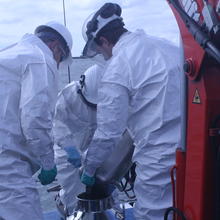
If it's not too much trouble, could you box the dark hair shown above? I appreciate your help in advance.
[94,19,128,46]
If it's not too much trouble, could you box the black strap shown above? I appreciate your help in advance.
[77,74,97,109]
[79,74,86,89]
[77,88,97,109]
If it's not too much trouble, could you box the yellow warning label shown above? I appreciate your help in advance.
[193,89,201,104]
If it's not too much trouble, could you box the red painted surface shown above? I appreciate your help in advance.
[175,149,186,217]
[167,1,220,219]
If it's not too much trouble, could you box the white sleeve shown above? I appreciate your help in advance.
[84,82,129,176]
[20,63,57,170]
[53,90,82,149]
[53,85,95,153]
[53,92,71,147]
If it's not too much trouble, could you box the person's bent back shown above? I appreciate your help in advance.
[0,21,72,220]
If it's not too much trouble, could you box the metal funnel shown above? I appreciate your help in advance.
[75,192,114,213]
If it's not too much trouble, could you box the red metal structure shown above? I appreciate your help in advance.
[166,1,220,220]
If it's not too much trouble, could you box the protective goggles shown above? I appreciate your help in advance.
[82,35,100,58]
[36,31,69,61]
[58,44,69,62]
[82,14,121,58]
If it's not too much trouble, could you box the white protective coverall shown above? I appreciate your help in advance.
[53,64,103,215]
[0,34,59,220]
[84,30,181,220]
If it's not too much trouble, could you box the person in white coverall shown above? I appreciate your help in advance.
[0,21,72,220]
[80,3,181,220]
[53,64,103,217]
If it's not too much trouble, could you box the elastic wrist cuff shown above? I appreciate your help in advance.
[40,151,55,170]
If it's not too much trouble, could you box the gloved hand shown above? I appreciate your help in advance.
[38,166,57,185]
[63,146,81,168]
[80,171,95,186]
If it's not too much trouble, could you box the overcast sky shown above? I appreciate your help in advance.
[0,0,180,56]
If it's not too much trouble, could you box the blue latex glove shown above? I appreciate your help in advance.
[80,171,95,186]
[38,166,57,185]
[63,146,81,168]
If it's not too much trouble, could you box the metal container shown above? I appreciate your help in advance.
[76,192,114,213]
[67,211,110,220]
[96,130,134,184]
[67,192,114,220]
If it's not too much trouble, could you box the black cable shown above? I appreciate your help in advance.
[119,175,136,200]
[164,207,187,220]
